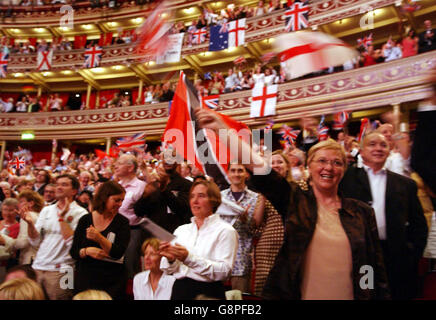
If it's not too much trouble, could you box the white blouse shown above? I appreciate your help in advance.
[133,270,176,300]
[160,214,238,282]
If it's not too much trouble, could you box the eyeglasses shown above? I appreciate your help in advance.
[313,158,344,168]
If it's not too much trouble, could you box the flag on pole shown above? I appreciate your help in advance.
[317,115,329,141]
[135,0,172,57]
[8,157,26,171]
[233,56,247,65]
[357,118,370,142]
[284,1,309,32]
[250,85,278,118]
[162,71,249,189]
[332,111,350,130]
[275,31,358,80]
[36,49,53,71]
[279,125,300,145]
[264,119,275,133]
[228,18,246,48]
[84,45,102,68]
[116,133,147,152]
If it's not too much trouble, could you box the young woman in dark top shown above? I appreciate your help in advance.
[70,181,130,300]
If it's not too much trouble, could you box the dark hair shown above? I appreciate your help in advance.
[6,265,37,281]
[79,190,93,201]
[38,170,50,184]
[92,181,125,213]
[56,174,80,191]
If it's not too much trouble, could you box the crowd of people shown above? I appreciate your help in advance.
[0,65,434,300]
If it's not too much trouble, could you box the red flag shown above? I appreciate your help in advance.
[95,149,108,161]
[162,71,249,189]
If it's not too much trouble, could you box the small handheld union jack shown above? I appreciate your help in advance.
[264,119,275,133]
[116,132,147,152]
[357,34,373,50]
[317,115,329,141]
[279,124,300,145]
[9,157,26,171]
[332,111,350,130]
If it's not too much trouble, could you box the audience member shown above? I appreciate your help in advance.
[418,20,436,53]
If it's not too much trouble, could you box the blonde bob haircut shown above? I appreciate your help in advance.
[73,289,112,300]
[0,278,45,300]
[307,139,347,170]
[189,179,222,213]
[141,238,161,255]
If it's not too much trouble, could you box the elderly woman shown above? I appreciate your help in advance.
[133,238,176,300]
[15,191,44,265]
[195,107,390,300]
[70,181,130,300]
[158,179,238,300]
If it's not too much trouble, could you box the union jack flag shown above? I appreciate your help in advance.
[357,34,373,50]
[233,56,246,65]
[192,27,207,45]
[116,132,147,151]
[202,95,219,110]
[332,111,350,130]
[84,46,102,68]
[264,119,275,133]
[284,1,309,32]
[279,124,300,145]
[317,115,329,141]
[9,157,26,170]
[0,46,9,78]
[357,118,370,142]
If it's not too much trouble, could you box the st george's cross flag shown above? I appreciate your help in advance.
[228,18,246,48]
[275,31,358,80]
[250,85,278,118]
[37,49,53,71]
[284,1,309,32]
[0,46,9,78]
[84,45,102,68]
[192,27,207,45]
[162,71,249,189]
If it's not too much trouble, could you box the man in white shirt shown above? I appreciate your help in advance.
[20,174,87,300]
[224,68,241,93]
[114,154,146,278]
[0,97,14,113]
[340,132,427,299]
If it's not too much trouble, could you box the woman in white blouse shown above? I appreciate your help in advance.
[159,180,238,300]
[133,238,175,300]
[15,191,44,265]
[252,65,265,88]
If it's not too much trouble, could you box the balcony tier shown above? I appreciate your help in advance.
[0,51,434,141]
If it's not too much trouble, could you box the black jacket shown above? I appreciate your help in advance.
[134,172,192,233]
[339,165,428,299]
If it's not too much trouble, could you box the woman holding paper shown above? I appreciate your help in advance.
[70,181,130,300]
[194,107,390,300]
[158,179,239,300]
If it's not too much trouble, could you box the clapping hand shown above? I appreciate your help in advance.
[158,242,189,263]
[86,226,102,243]
[59,198,71,218]
[239,204,251,224]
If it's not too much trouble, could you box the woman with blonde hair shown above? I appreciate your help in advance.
[195,107,391,300]
[133,238,176,300]
[73,289,112,300]
[0,278,45,300]
[15,190,44,265]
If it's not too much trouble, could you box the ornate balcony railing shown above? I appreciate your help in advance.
[1,51,434,141]
[5,0,398,73]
